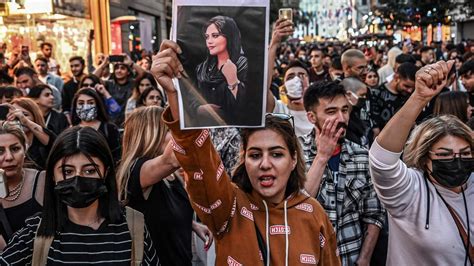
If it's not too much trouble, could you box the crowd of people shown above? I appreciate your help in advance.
[0,15,472,265]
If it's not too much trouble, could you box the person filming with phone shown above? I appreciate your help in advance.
[369,60,474,265]
[93,54,146,127]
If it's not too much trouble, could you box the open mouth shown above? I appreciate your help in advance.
[259,175,275,188]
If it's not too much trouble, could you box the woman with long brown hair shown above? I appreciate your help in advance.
[117,106,212,266]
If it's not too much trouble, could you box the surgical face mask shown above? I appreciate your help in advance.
[76,104,97,122]
[54,175,108,208]
[285,76,303,99]
[430,158,473,188]
[348,91,367,109]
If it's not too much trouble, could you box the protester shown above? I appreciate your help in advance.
[62,56,87,117]
[71,88,121,164]
[118,106,213,266]
[126,73,160,115]
[420,46,435,66]
[0,122,44,251]
[34,57,63,109]
[94,54,146,127]
[364,68,379,89]
[13,67,61,109]
[341,49,368,81]
[308,47,330,84]
[78,74,121,117]
[151,40,340,265]
[137,87,165,108]
[0,126,158,264]
[370,62,418,137]
[299,81,385,266]
[7,98,55,170]
[459,60,474,106]
[369,60,474,265]
[266,20,314,137]
[39,42,59,75]
[27,84,69,135]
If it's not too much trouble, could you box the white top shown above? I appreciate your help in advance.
[273,98,313,137]
[369,140,474,266]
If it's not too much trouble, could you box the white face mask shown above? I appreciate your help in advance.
[285,76,303,99]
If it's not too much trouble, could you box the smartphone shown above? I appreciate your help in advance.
[279,8,293,21]
[109,55,125,63]
[0,105,8,120]
[0,169,8,199]
[89,29,95,40]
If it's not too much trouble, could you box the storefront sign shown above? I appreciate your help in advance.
[53,0,90,18]
[8,0,53,15]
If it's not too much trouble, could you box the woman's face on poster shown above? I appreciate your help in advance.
[205,23,227,56]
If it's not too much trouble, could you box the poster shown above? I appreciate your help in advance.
[172,0,269,129]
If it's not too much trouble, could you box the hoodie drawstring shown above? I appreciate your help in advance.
[263,200,270,266]
[284,200,289,266]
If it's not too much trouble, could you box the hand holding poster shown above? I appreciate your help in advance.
[172,0,269,129]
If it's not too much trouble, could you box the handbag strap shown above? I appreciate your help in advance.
[0,203,13,240]
[444,203,474,264]
[254,221,267,265]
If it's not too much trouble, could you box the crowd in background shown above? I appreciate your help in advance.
[0,16,472,265]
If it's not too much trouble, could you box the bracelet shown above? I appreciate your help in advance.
[227,80,240,90]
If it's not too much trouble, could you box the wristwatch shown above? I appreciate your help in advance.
[228,80,240,90]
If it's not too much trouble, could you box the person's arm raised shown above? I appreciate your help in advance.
[266,18,293,113]
[151,40,183,120]
[151,40,236,236]
[376,60,454,152]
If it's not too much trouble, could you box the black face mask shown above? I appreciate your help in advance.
[430,158,474,188]
[54,176,108,208]
[355,98,366,109]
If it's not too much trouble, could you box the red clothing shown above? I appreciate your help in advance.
[163,108,340,265]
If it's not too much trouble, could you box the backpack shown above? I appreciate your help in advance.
[31,207,144,266]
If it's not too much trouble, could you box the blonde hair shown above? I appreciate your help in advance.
[0,121,27,149]
[403,115,473,172]
[117,106,167,201]
[11,97,46,128]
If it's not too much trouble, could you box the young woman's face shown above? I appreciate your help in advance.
[205,23,227,56]
[76,94,96,108]
[37,88,55,109]
[53,153,105,183]
[138,78,153,94]
[144,90,162,107]
[365,71,378,87]
[0,133,25,178]
[244,129,296,204]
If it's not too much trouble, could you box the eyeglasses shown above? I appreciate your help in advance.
[429,150,473,162]
[265,113,295,132]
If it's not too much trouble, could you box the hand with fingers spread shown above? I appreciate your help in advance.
[414,60,455,102]
[4,104,29,125]
[315,117,345,161]
[270,18,294,47]
[151,40,183,95]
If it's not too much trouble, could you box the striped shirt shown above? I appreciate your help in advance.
[0,215,158,265]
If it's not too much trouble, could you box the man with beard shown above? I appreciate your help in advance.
[341,49,368,81]
[370,62,417,137]
[420,46,435,66]
[298,81,385,266]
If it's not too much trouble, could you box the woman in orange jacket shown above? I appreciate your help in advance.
[151,37,340,265]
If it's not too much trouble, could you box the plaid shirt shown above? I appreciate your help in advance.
[299,129,385,266]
